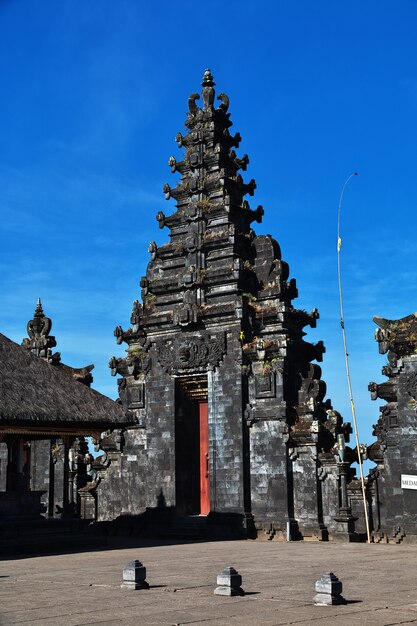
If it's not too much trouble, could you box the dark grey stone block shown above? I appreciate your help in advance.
[121,559,149,590]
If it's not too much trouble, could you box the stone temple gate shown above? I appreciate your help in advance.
[100,70,354,540]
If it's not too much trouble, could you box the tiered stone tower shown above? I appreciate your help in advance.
[103,70,351,540]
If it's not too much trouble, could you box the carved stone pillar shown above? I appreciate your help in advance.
[333,461,358,542]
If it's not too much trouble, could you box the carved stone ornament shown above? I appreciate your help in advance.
[317,466,330,481]
[156,333,225,374]
[296,364,326,418]
[374,312,417,356]
[109,351,151,378]
[51,443,62,464]
[406,372,417,401]
[22,297,58,360]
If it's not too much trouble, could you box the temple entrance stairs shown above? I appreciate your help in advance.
[148,514,247,541]
[93,512,248,541]
[0,517,102,557]
[152,515,208,540]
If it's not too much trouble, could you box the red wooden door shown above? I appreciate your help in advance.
[199,402,210,515]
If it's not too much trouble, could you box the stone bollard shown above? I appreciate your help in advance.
[214,566,244,596]
[314,572,345,605]
[121,559,149,590]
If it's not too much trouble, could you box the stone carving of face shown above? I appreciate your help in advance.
[179,346,191,364]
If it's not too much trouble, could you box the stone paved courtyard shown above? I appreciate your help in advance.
[1,539,416,625]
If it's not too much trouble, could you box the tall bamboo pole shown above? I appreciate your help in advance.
[337,172,372,543]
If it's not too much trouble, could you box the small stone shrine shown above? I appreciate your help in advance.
[98,70,352,540]
[367,313,417,543]
[22,298,94,385]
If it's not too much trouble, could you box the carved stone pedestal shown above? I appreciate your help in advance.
[214,566,244,596]
[121,560,149,590]
[334,460,359,542]
[333,512,359,542]
[78,485,97,520]
[314,572,345,605]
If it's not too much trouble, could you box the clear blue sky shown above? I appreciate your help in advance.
[1,0,416,449]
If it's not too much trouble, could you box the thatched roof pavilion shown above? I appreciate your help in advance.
[0,333,130,438]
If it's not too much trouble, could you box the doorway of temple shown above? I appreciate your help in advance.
[175,376,209,516]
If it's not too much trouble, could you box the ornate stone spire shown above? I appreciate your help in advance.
[106,71,352,541]
[22,297,58,361]
[112,70,341,438]
[34,296,43,316]
[22,298,94,386]
[161,68,256,226]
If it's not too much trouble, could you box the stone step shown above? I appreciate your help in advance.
[146,515,245,540]
[0,518,98,557]
[0,531,103,557]
[0,518,91,535]
[152,517,208,539]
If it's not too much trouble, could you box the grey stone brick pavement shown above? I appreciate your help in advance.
[0,539,416,625]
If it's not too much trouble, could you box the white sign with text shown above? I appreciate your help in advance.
[401,474,417,490]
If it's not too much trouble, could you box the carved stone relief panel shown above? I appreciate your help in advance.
[156,332,225,374]
[254,371,276,399]
[127,383,145,409]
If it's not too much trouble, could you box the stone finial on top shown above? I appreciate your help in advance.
[201,68,215,87]
[22,297,58,361]
[187,69,217,115]
[21,298,94,385]
[201,69,221,112]
[34,296,43,316]
[29,297,53,340]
